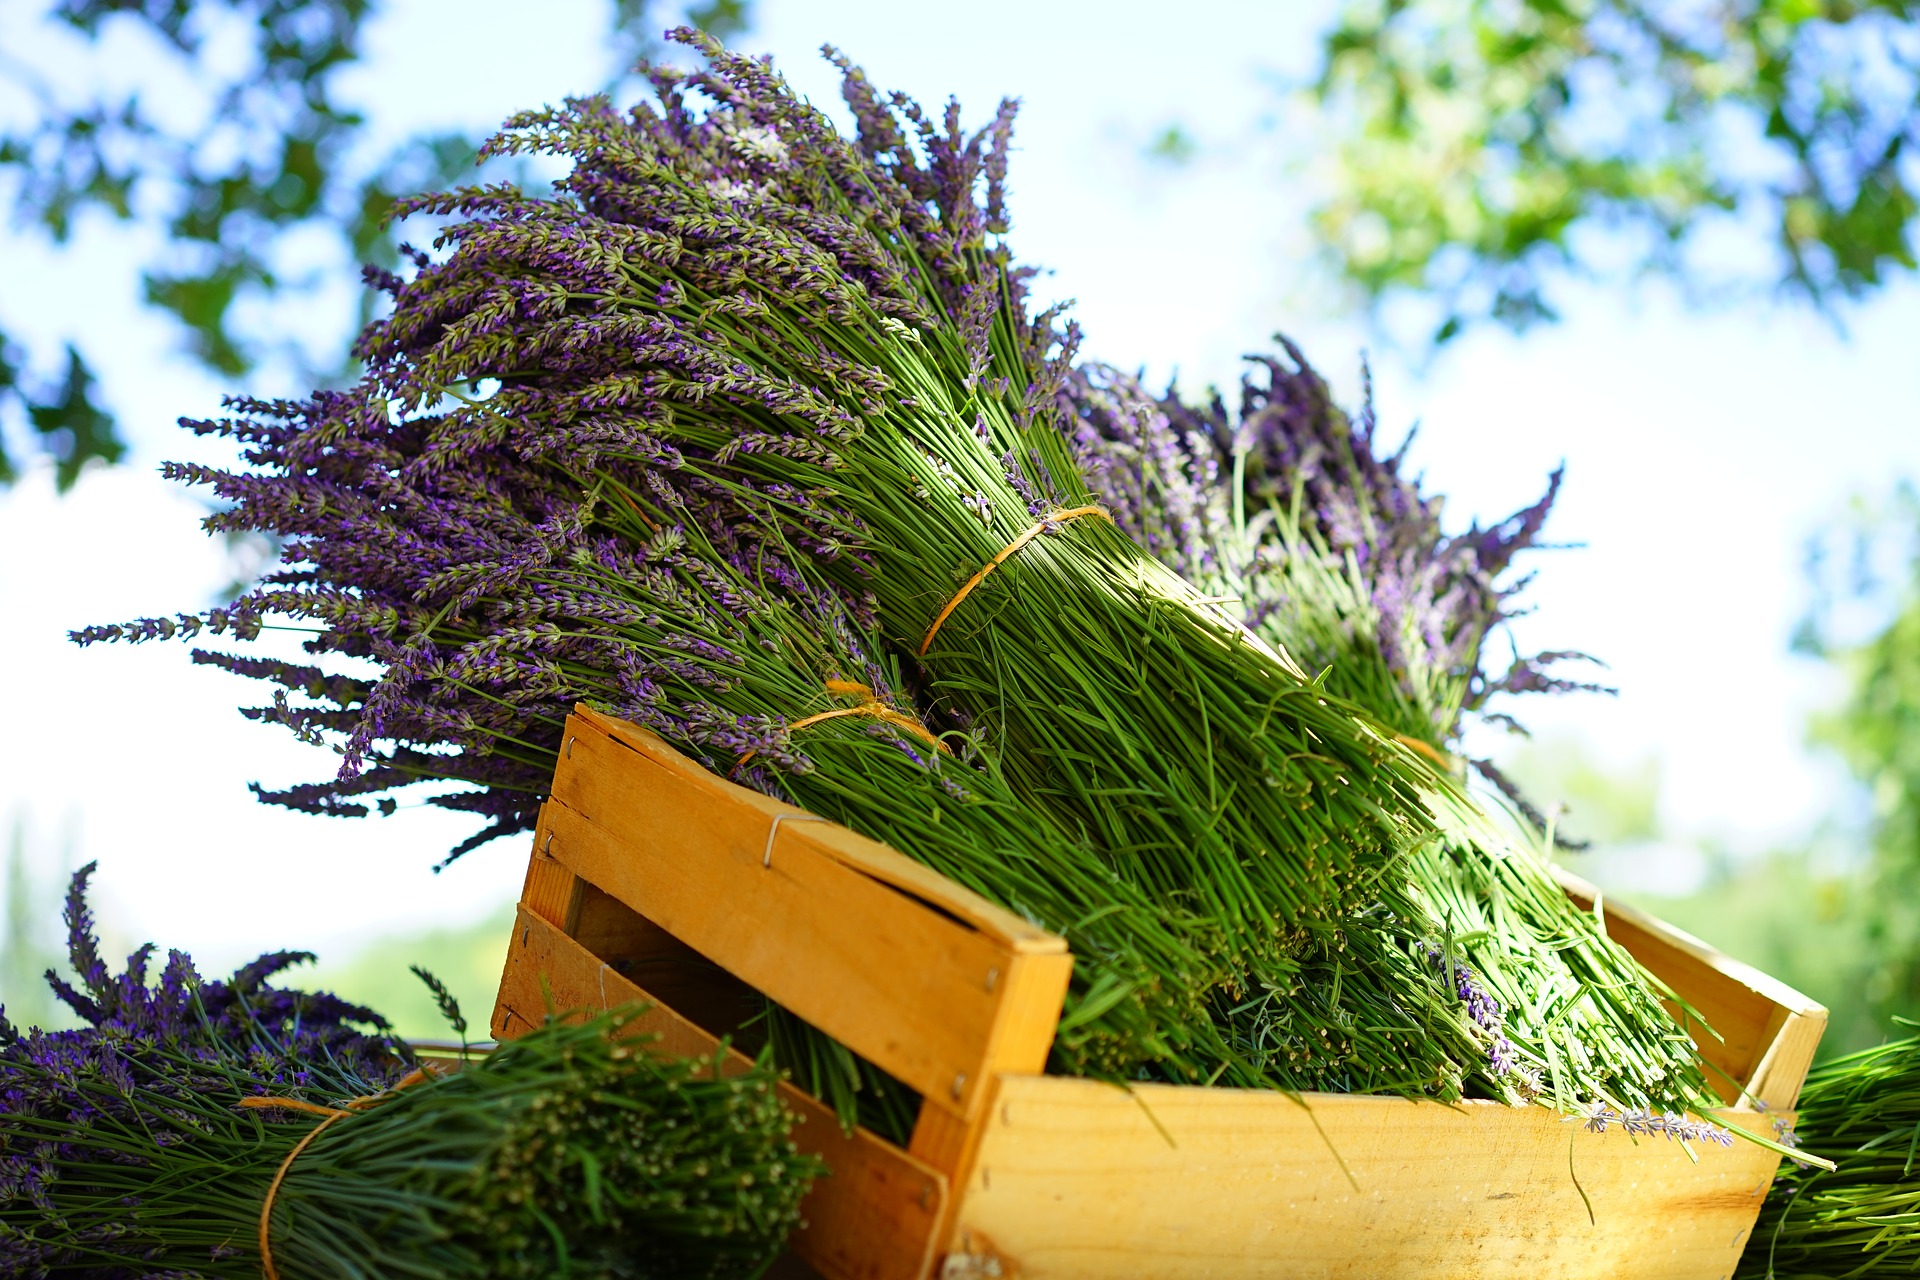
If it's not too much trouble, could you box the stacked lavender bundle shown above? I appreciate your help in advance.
[0,868,818,1276]
[1065,345,1707,1115]
[79,30,1716,1126]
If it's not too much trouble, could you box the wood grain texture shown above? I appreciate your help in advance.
[576,707,1063,952]
[950,1075,1788,1280]
[1554,866,1827,1109]
[496,906,948,1280]
[520,849,584,932]
[540,709,1071,1120]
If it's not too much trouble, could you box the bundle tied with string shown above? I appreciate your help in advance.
[73,32,1488,1122]
[0,870,823,1279]
[1739,1029,1920,1278]
[240,1064,442,1280]
[736,678,947,771]
[342,29,1456,1003]
[1062,348,1725,1121]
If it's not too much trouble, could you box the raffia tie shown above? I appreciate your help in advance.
[239,1064,439,1280]
[918,505,1114,656]
[1392,733,1459,772]
[735,679,948,772]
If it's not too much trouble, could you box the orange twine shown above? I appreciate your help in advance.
[918,506,1113,656]
[240,1064,438,1280]
[1392,734,1458,771]
[736,681,948,771]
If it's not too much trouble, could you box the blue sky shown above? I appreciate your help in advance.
[2,0,1916,975]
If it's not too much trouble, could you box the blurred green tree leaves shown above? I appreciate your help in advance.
[1306,0,1919,344]
[1799,483,1920,1024]
[0,0,749,491]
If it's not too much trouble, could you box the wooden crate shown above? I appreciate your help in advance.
[492,706,1827,1280]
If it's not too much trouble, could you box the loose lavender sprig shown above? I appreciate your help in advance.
[1427,943,1516,1078]
[1583,1103,1736,1148]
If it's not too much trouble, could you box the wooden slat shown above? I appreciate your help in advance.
[1554,866,1828,1108]
[540,710,1073,1119]
[950,1074,1789,1280]
[574,707,1063,952]
[496,906,949,1280]
[521,848,584,932]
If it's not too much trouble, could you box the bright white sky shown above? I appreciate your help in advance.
[2,0,1917,979]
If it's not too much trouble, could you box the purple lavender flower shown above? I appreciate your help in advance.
[1425,944,1514,1078]
[1065,341,1608,749]
[1580,1102,1733,1147]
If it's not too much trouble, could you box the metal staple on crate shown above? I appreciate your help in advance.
[763,811,827,869]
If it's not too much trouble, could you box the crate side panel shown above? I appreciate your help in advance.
[540,727,1042,1117]
[1563,867,1826,1108]
[522,850,584,931]
[576,707,1063,951]
[497,906,947,1280]
[952,1076,1784,1280]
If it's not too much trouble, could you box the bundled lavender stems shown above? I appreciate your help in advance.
[1065,345,1717,1116]
[74,31,1721,1124]
[83,29,1444,953]
[0,868,818,1277]
[1064,342,1610,753]
[1739,1031,1920,1277]
[72,33,1501,1106]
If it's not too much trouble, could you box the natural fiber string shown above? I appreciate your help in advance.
[735,680,947,771]
[918,505,1113,656]
[240,1064,438,1280]
[1392,733,1458,771]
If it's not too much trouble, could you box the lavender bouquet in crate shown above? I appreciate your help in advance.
[76,30,1726,1127]
[0,867,819,1278]
[74,32,1499,1108]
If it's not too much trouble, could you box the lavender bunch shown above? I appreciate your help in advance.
[72,32,1504,1105]
[108,378,1502,1112]
[71,33,1696,1120]
[83,375,1250,1108]
[1066,347,1718,1118]
[1740,1031,1920,1277]
[0,862,402,1086]
[1064,341,1608,753]
[335,28,1449,967]
[0,871,819,1278]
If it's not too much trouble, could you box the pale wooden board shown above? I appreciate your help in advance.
[542,711,1073,1120]
[575,707,1064,952]
[520,848,584,932]
[952,1075,1789,1280]
[1554,866,1827,1109]
[496,905,949,1280]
